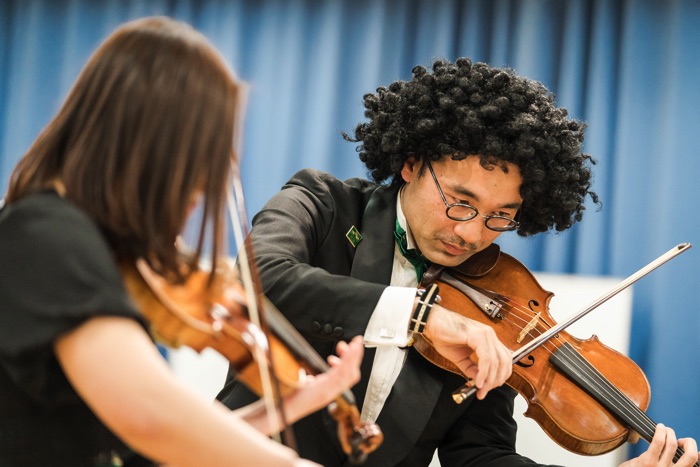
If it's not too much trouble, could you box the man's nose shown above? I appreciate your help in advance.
[452,218,485,245]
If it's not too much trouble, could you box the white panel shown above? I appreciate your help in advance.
[168,346,230,400]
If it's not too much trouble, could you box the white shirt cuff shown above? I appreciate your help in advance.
[363,286,415,347]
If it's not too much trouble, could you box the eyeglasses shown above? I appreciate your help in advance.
[425,159,520,232]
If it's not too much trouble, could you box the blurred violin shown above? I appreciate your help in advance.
[413,242,696,464]
[120,254,382,464]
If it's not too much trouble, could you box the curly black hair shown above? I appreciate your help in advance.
[343,57,599,236]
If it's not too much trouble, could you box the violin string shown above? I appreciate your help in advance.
[553,343,698,467]
[499,298,696,463]
[556,343,655,438]
[488,297,562,357]
[474,293,646,428]
[499,297,654,434]
[515,320,696,465]
[499,302,657,447]
[457,287,698,465]
[443,278,542,331]
[500,296,555,328]
[490,295,556,338]
[562,345,696,467]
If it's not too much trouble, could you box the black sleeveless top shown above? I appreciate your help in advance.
[0,192,153,466]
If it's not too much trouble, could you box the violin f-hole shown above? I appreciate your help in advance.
[515,355,535,368]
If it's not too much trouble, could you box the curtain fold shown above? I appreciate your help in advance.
[1,0,698,459]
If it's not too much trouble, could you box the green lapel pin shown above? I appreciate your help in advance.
[346,225,362,248]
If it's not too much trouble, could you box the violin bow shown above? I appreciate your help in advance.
[227,162,296,449]
[452,242,692,401]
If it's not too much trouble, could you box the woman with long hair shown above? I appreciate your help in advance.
[0,16,363,467]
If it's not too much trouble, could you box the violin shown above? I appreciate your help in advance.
[413,243,698,465]
[120,255,383,464]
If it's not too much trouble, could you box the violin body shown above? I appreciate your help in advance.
[415,249,651,456]
[120,257,383,463]
[121,259,307,394]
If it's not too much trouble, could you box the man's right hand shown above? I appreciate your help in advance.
[423,303,512,400]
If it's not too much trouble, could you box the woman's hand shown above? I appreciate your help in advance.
[620,424,699,467]
[282,335,364,421]
[236,335,364,433]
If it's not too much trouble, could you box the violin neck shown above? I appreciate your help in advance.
[260,295,359,406]
[550,342,698,466]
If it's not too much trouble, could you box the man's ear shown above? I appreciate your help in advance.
[401,156,420,183]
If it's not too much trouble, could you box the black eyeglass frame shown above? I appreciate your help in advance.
[424,158,521,232]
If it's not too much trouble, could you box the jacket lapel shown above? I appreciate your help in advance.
[349,184,397,284]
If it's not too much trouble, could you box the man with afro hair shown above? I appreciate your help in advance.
[218,58,698,467]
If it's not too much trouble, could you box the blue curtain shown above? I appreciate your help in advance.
[1,0,698,458]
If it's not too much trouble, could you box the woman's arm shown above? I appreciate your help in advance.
[55,316,358,467]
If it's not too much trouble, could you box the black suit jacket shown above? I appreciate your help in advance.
[217,169,557,467]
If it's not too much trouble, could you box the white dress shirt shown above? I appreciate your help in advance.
[361,189,420,423]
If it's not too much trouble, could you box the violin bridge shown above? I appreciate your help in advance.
[517,312,541,343]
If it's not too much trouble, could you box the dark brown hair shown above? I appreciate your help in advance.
[6,17,244,280]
